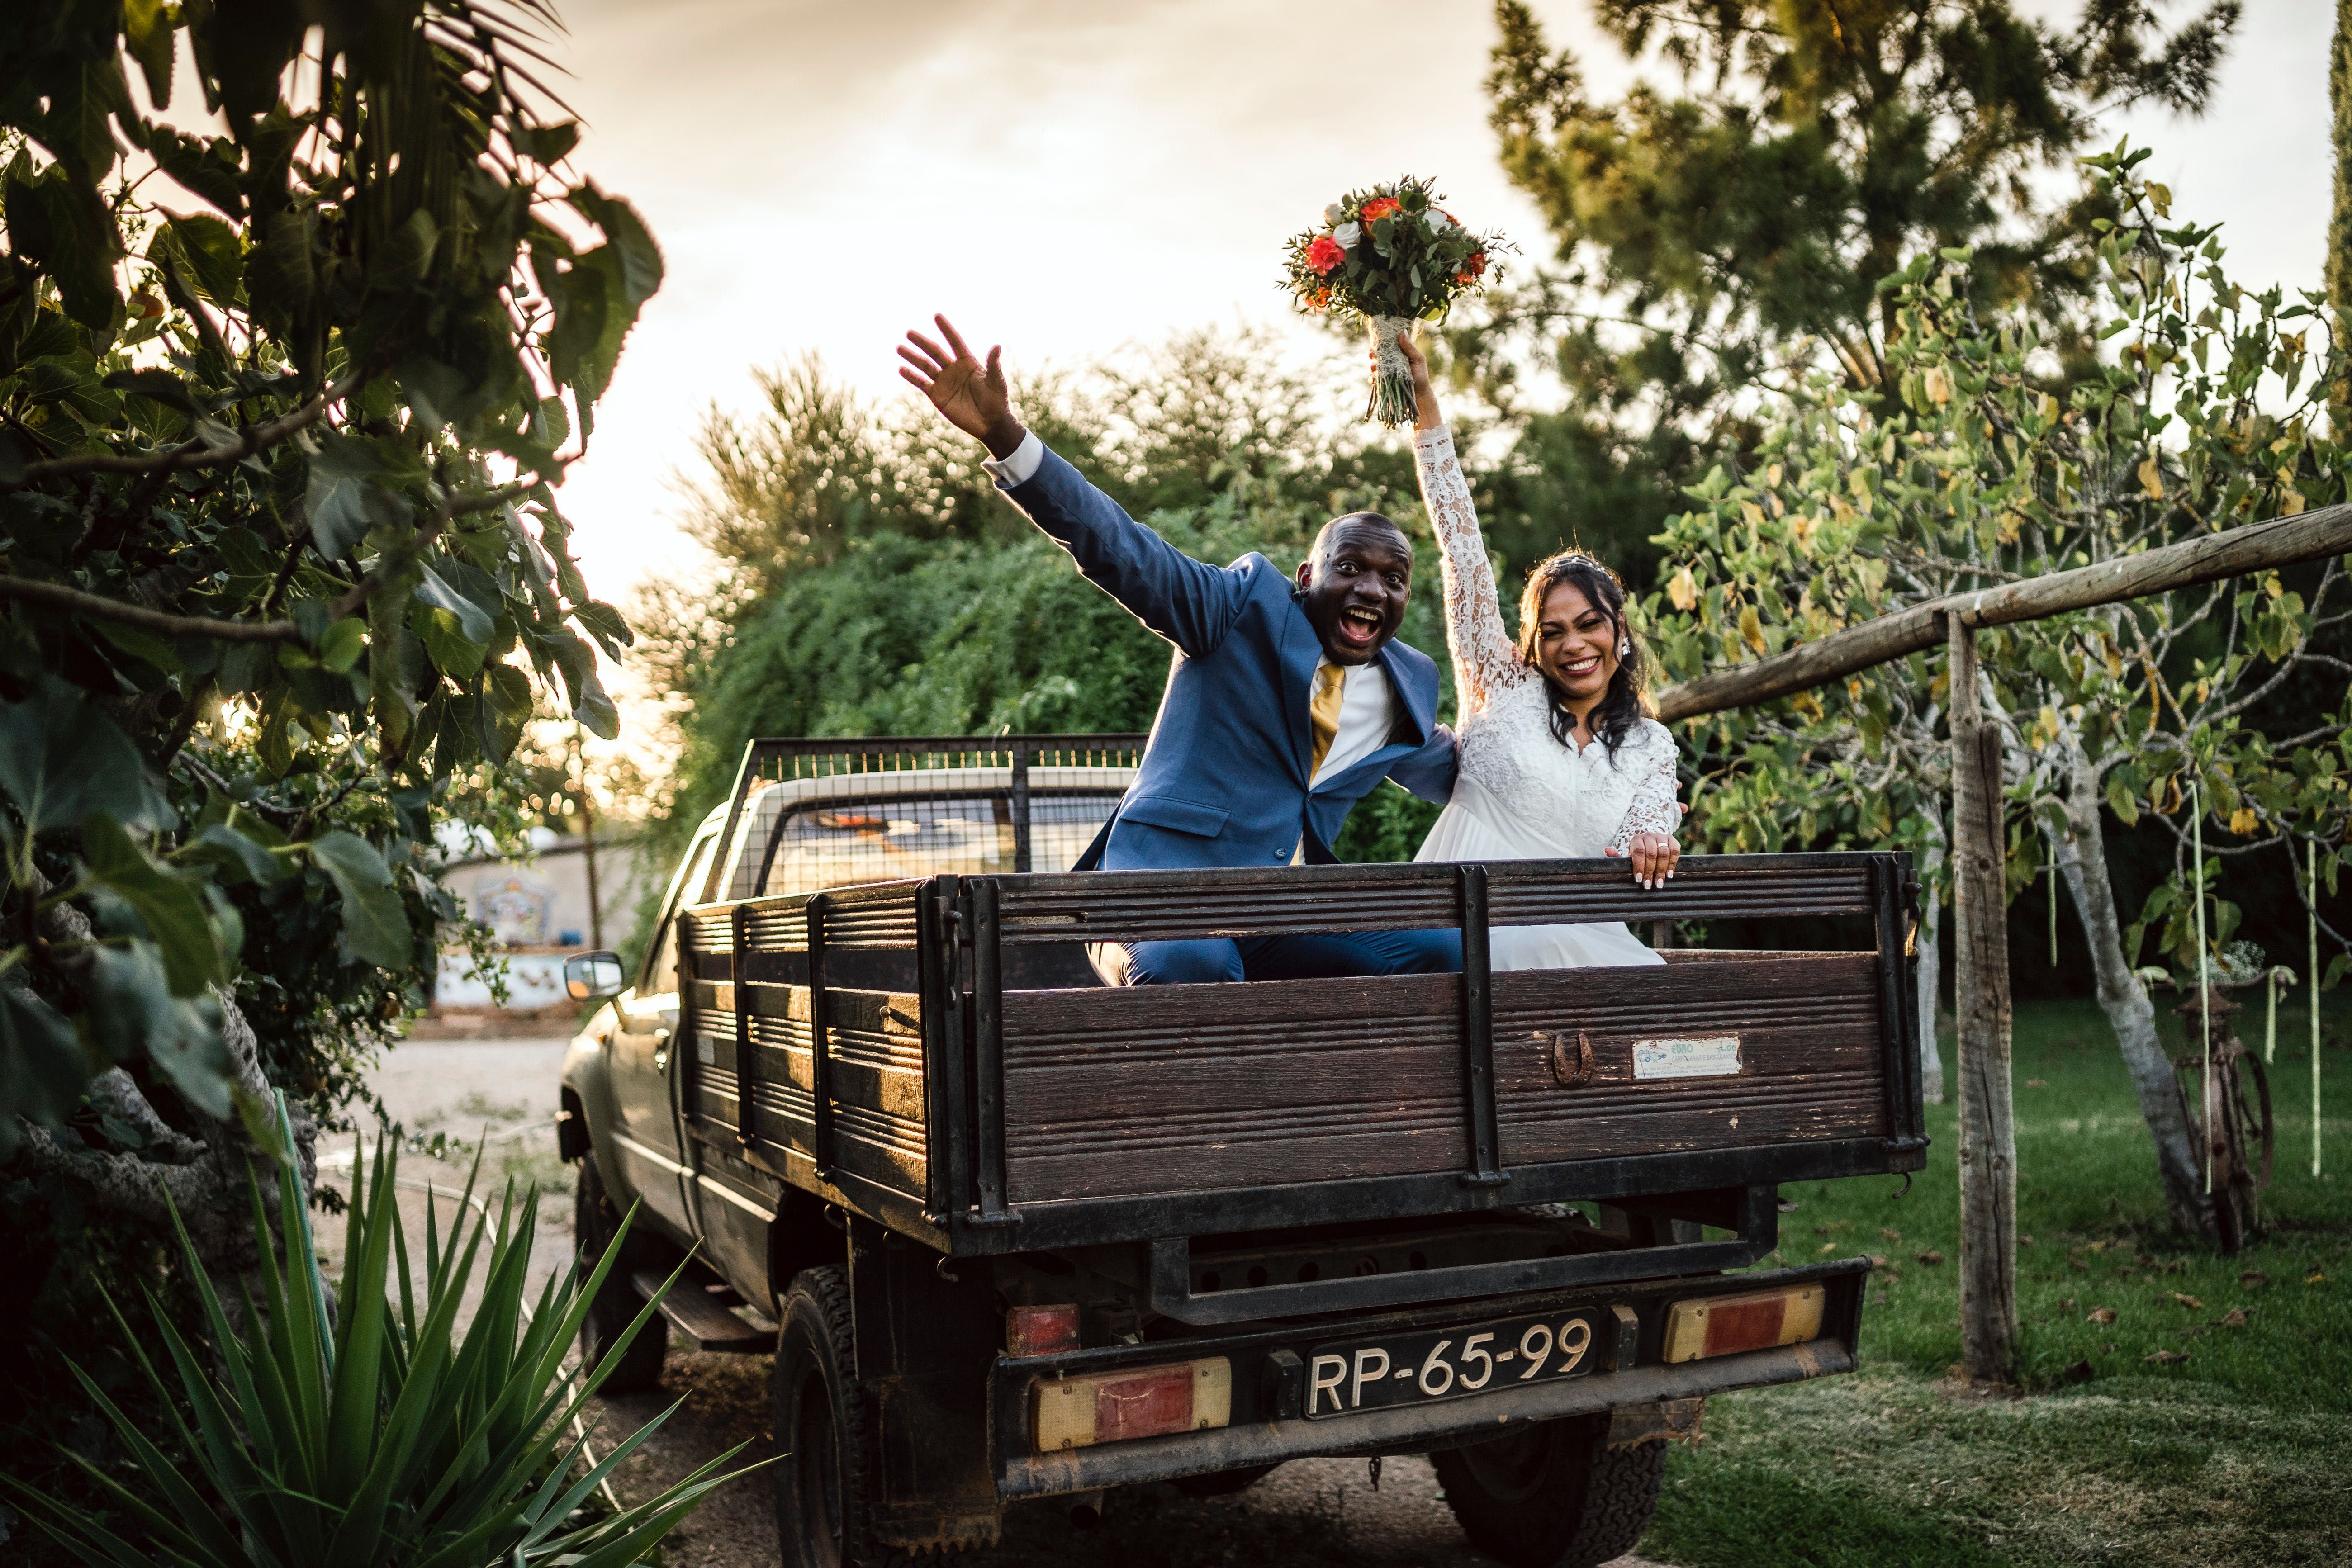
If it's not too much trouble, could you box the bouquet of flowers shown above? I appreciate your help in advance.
[1281,176,1507,426]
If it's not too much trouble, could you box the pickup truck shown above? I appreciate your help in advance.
[559,732,1927,1568]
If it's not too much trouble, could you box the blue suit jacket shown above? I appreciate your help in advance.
[1001,445,1457,871]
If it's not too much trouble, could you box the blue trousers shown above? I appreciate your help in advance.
[1090,928,1462,986]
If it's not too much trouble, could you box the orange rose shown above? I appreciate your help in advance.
[1361,196,1401,223]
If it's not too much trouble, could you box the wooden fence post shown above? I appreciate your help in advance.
[1948,614,2019,1386]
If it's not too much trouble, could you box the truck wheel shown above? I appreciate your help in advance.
[1172,1462,1282,1497]
[574,1152,668,1394]
[773,1265,891,1568]
[1431,1416,1666,1568]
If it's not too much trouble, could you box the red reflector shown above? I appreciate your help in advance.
[1031,1359,1233,1451]
[1702,1296,1787,1358]
[1006,1304,1081,1356]
[1661,1284,1826,1362]
[1092,1365,1195,1444]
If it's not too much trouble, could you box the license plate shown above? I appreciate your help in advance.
[1302,1308,1603,1419]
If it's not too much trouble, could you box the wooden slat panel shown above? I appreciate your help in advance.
[699,982,929,1203]
[1000,974,1467,1202]
[988,853,1890,944]
[1491,956,1886,1161]
[1485,861,1875,924]
[996,953,1892,1204]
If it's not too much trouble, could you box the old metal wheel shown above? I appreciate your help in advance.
[573,1151,667,1394]
[1431,1416,1666,1568]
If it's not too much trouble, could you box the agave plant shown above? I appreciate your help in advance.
[5,1113,752,1566]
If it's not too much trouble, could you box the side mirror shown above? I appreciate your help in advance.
[564,950,627,1001]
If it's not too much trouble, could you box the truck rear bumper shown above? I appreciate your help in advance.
[991,1257,1868,1500]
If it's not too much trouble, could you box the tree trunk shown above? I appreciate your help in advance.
[2052,739,2215,1238]
[1916,831,1947,1105]
[9,879,316,1324]
[1949,619,2017,1387]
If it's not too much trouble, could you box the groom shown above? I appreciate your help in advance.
[899,315,1461,985]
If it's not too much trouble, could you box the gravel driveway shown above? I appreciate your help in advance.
[338,1033,1668,1568]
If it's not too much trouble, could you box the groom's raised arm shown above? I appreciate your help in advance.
[899,315,1247,657]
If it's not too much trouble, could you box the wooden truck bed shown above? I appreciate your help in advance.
[675,851,1925,1317]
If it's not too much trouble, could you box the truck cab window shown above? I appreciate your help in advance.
[642,828,720,996]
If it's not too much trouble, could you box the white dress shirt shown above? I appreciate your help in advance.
[983,430,1047,488]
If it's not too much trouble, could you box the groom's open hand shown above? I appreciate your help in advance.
[899,314,1027,460]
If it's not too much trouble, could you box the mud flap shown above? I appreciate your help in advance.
[1605,1396,1705,1449]
[850,1217,1005,1550]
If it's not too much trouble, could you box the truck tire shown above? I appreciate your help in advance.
[1431,1416,1666,1568]
[774,1264,931,1568]
[574,1152,668,1394]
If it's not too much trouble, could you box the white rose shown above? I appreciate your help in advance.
[1324,202,1347,227]
[1424,209,1452,233]
[1334,221,1361,249]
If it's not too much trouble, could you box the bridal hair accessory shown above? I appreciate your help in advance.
[1281,176,1510,427]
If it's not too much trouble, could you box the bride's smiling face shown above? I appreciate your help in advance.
[1532,579,1620,701]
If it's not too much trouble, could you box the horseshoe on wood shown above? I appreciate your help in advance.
[1539,1030,1596,1087]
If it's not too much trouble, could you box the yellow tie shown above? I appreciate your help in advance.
[1308,663,1346,781]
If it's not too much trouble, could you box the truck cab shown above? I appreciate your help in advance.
[560,734,1925,1568]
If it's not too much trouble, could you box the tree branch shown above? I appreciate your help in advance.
[0,573,301,642]
[2,477,538,642]
[6,374,363,490]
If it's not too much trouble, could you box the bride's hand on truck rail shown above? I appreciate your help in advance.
[1605,832,1679,891]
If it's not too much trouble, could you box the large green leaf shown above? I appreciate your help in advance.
[0,682,175,837]
[2,142,123,331]
[81,814,227,996]
[305,433,424,561]
[154,213,245,308]
[414,560,493,644]
[0,984,88,1154]
[79,942,232,1118]
[305,832,413,969]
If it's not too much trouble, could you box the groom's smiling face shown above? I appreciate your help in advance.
[1296,514,1413,666]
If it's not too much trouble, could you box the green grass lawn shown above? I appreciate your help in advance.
[1642,995,2352,1568]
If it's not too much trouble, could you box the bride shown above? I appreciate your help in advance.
[1396,333,1683,971]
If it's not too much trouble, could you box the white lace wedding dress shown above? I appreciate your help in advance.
[1410,424,1681,971]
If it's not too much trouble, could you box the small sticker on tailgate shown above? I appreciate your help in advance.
[1632,1034,1743,1080]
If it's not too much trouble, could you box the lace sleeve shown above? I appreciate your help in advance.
[1608,724,1685,853]
[1413,425,1526,715]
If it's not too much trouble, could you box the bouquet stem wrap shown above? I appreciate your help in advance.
[1368,315,1417,428]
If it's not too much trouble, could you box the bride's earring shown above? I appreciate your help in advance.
[1617,637,1631,659]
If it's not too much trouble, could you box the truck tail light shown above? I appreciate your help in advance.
[1661,1283,1825,1363]
[1006,1304,1081,1356]
[1032,1359,1231,1452]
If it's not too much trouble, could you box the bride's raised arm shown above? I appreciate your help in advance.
[1399,334,1524,716]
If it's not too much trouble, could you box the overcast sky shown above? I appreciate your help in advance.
[540,0,2336,650]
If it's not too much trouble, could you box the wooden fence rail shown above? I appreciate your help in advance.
[1655,502,2352,723]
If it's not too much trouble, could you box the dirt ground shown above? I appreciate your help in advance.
[331,1033,1666,1568]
